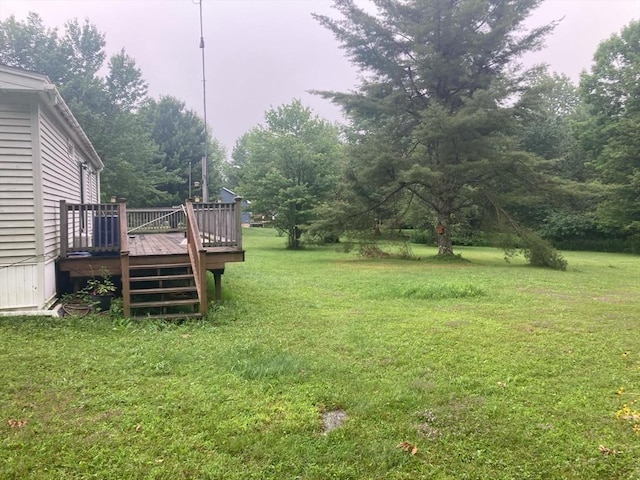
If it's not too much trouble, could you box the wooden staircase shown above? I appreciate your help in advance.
[116,200,232,319]
[59,199,245,320]
[127,260,203,319]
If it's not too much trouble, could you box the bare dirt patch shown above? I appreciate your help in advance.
[321,409,347,434]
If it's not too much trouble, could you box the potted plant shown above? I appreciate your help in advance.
[60,291,94,316]
[85,267,117,312]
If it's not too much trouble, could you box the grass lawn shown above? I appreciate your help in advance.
[1,228,639,479]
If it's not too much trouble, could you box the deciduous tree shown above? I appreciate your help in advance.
[237,100,342,249]
[1,13,222,207]
[578,20,640,242]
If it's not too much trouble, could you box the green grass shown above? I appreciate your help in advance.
[1,228,639,479]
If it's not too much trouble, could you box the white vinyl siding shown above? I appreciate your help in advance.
[0,67,103,311]
[40,108,85,258]
[0,102,39,310]
[43,257,57,308]
[0,102,36,262]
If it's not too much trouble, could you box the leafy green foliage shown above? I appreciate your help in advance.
[516,70,582,177]
[0,12,222,207]
[521,231,568,271]
[578,20,640,238]
[501,228,568,271]
[106,49,148,112]
[142,96,224,204]
[235,100,343,249]
[0,13,67,82]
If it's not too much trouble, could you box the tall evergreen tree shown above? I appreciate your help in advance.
[141,96,224,204]
[314,0,556,256]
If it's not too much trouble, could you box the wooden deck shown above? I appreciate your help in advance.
[58,232,244,277]
[56,199,245,317]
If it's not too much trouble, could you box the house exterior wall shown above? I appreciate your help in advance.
[39,109,98,257]
[0,99,39,309]
[0,66,103,312]
[39,106,99,307]
[0,89,100,311]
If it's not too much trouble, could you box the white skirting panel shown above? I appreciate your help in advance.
[0,263,40,311]
[43,259,57,308]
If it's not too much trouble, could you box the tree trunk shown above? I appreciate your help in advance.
[436,211,454,256]
[287,225,302,249]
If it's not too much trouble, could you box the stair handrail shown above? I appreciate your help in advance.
[185,201,208,315]
[127,207,185,234]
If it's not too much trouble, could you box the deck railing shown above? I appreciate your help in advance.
[192,198,243,249]
[127,207,185,234]
[185,202,208,315]
[60,199,243,259]
[60,201,125,257]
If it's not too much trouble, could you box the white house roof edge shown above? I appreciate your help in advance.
[46,85,104,171]
[0,65,104,171]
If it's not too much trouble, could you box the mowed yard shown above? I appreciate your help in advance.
[1,228,639,480]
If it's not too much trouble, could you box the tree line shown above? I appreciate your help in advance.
[1,12,224,207]
[230,1,638,262]
[2,2,638,263]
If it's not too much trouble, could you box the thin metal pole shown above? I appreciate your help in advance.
[188,161,192,199]
[199,0,209,202]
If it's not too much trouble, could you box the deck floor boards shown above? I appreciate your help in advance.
[129,233,186,256]
[127,233,239,257]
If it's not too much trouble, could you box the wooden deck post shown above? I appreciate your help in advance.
[234,196,243,251]
[60,200,68,258]
[118,200,131,317]
[121,252,130,317]
[213,270,223,302]
[199,250,208,315]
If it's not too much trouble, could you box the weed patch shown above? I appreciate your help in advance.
[223,344,308,381]
[401,283,486,300]
[367,282,486,300]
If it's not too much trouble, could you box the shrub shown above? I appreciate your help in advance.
[358,243,390,258]
[500,230,567,271]
[409,229,434,245]
[521,231,568,271]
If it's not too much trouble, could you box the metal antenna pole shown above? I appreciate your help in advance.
[199,0,209,202]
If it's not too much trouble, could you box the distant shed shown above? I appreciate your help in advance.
[0,65,103,312]
[216,187,250,226]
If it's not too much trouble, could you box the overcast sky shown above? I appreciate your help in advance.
[1,0,639,155]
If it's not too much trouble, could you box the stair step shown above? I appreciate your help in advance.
[130,286,197,295]
[130,274,194,282]
[129,263,191,270]
[130,299,200,308]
